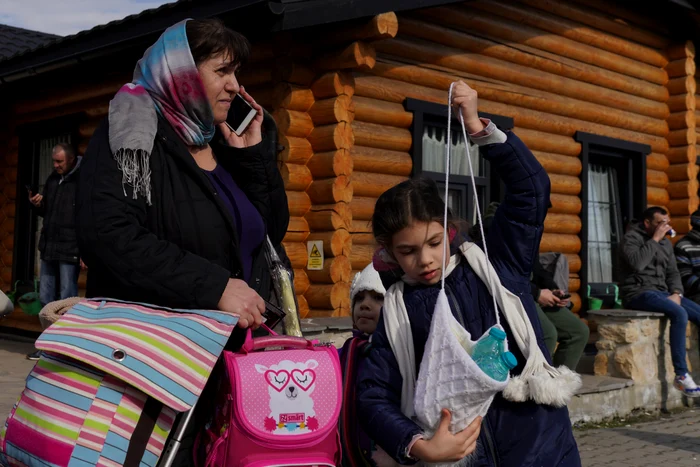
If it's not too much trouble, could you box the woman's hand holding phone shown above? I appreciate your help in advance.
[218,86,263,149]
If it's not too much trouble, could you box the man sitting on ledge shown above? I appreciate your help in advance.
[620,206,700,397]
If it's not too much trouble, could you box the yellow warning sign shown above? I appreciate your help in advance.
[307,240,324,270]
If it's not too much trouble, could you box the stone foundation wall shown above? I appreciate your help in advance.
[591,310,700,386]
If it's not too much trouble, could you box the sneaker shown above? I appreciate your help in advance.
[674,373,700,398]
[26,350,42,361]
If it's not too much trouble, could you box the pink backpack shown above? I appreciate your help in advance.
[197,330,342,467]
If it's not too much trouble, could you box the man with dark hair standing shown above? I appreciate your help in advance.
[26,142,82,360]
[620,206,700,397]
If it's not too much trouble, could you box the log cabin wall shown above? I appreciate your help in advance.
[665,41,698,238]
[347,0,687,314]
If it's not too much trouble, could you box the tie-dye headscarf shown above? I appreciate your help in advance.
[108,19,214,204]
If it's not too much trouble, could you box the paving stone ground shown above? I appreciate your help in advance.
[2,337,700,465]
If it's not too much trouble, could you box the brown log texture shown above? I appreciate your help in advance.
[281,163,313,191]
[294,269,310,296]
[287,191,312,217]
[352,171,408,197]
[550,194,582,215]
[353,121,412,152]
[316,42,377,70]
[274,109,314,138]
[278,135,313,164]
[351,145,412,176]
[366,62,668,137]
[647,153,670,171]
[309,95,355,126]
[351,244,374,270]
[307,150,353,178]
[647,170,669,189]
[544,213,582,235]
[308,230,352,257]
[540,233,581,254]
[306,256,352,284]
[312,72,355,99]
[309,123,355,152]
[353,96,413,128]
[647,187,671,206]
[374,37,668,119]
[305,282,350,310]
[283,242,307,269]
[544,0,670,49]
[406,9,668,96]
[349,196,378,221]
[307,176,353,204]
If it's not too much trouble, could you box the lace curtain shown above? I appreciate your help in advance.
[588,164,621,283]
[34,135,71,277]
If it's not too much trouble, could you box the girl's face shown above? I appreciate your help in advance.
[353,290,384,335]
[390,221,445,286]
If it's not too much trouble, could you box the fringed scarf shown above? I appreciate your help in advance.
[108,19,215,204]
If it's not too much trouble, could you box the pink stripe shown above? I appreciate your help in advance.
[77,429,107,446]
[20,396,84,427]
[46,325,205,388]
[31,365,98,395]
[4,417,73,465]
[85,301,232,335]
[36,342,189,411]
[62,314,217,365]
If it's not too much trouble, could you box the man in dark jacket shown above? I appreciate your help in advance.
[620,206,700,397]
[27,142,81,359]
[675,209,700,304]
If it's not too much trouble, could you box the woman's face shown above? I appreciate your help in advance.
[353,290,384,335]
[391,221,445,286]
[197,53,240,125]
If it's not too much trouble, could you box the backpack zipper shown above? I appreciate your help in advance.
[444,282,499,467]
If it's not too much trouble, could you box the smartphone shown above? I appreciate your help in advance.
[227,93,257,136]
[262,300,286,330]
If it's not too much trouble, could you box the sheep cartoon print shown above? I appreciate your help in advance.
[255,359,320,434]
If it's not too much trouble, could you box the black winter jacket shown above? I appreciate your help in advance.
[76,115,289,310]
[36,163,81,264]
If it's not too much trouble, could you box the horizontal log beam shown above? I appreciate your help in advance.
[308,122,355,151]
[550,193,582,215]
[352,171,408,197]
[287,190,312,217]
[307,176,353,204]
[278,135,313,164]
[280,163,312,191]
[294,269,310,295]
[412,6,667,97]
[353,96,413,128]
[306,255,352,284]
[309,95,355,126]
[349,196,377,221]
[306,150,353,177]
[544,213,582,235]
[351,145,412,176]
[311,71,355,99]
[532,151,581,177]
[540,233,581,254]
[308,230,352,257]
[305,282,350,310]
[647,170,669,189]
[315,41,376,70]
[374,37,668,119]
[647,187,670,206]
[353,120,412,152]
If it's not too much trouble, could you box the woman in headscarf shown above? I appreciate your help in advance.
[77,18,288,330]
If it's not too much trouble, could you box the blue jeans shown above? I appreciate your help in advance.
[627,290,700,376]
[39,260,79,308]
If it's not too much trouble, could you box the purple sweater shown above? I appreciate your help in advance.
[203,164,265,281]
